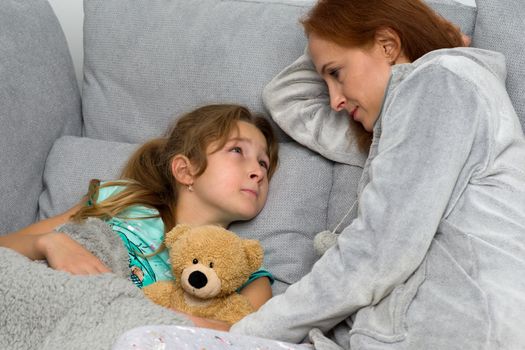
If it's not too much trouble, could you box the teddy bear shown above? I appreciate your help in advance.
[143,224,264,325]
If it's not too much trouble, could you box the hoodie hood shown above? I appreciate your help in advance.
[373,47,508,138]
[390,47,507,91]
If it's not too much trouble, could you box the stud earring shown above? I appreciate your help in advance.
[187,184,194,192]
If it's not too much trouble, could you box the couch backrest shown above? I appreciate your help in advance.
[472,0,525,130]
[80,0,477,145]
[0,0,82,235]
[81,0,312,143]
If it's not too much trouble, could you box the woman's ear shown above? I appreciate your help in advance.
[171,155,195,186]
[375,27,408,64]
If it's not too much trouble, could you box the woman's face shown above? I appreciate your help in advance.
[308,33,394,132]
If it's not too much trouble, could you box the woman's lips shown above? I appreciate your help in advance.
[350,106,359,120]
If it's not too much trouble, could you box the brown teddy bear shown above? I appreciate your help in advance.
[143,224,264,325]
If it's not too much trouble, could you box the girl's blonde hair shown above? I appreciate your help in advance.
[72,104,279,231]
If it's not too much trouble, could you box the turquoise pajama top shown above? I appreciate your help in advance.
[88,182,274,289]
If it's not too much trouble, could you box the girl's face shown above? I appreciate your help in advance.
[190,121,270,226]
[308,33,394,132]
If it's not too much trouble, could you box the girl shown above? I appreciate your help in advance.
[229,0,525,348]
[0,103,278,311]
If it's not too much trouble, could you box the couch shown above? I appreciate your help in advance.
[1,0,524,348]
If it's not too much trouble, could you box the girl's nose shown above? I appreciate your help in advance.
[249,162,264,182]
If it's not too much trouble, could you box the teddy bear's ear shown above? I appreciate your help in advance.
[165,224,192,248]
[242,239,264,272]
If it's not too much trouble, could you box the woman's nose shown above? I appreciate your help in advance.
[328,85,346,111]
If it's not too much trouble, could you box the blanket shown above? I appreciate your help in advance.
[0,218,191,350]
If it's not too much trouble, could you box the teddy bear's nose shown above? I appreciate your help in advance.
[188,270,208,289]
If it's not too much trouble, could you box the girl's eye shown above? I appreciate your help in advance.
[259,160,269,170]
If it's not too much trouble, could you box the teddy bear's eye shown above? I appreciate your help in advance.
[192,258,198,264]
[209,262,214,268]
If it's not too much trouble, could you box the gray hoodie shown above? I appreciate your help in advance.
[231,48,525,349]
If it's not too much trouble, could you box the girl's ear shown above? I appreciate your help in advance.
[171,154,195,186]
[375,27,406,65]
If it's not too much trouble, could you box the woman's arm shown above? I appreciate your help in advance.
[263,50,367,166]
[0,202,110,274]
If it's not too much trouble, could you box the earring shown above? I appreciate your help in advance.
[187,184,194,192]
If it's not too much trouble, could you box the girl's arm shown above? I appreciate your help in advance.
[239,276,272,310]
[0,203,82,259]
[0,202,110,274]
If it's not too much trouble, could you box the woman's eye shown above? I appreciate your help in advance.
[230,146,242,154]
[329,68,340,79]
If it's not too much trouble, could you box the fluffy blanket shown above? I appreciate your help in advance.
[0,218,191,350]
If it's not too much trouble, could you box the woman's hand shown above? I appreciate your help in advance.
[36,231,111,275]
[461,33,471,46]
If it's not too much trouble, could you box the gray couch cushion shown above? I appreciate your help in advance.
[82,0,311,143]
[472,0,525,130]
[0,0,82,235]
[39,137,334,295]
[327,164,363,233]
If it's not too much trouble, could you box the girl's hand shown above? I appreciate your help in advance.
[36,231,111,275]
[180,312,231,332]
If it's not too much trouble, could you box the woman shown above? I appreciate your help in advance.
[228,0,525,349]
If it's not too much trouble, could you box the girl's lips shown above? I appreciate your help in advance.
[241,189,258,197]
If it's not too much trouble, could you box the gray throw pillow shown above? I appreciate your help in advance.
[38,136,139,219]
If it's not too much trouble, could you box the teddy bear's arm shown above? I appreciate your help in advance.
[143,281,175,308]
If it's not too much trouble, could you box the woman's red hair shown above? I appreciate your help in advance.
[302,0,465,152]
[302,0,464,61]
